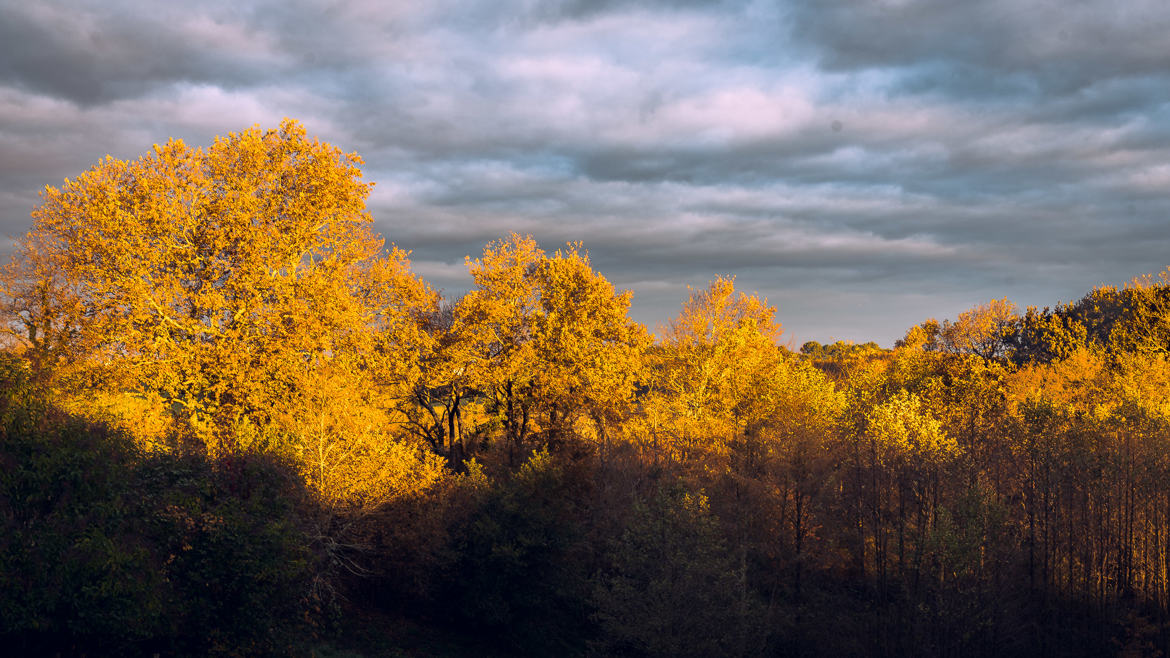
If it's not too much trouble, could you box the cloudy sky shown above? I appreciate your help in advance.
[1,0,1167,346]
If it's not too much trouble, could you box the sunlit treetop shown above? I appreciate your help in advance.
[17,119,436,447]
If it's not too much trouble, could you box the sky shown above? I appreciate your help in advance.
[1,0,1167,346]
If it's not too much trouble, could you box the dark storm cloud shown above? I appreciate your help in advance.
[0,0,1167,344]
[0,1,288,105]
[789,0,1170,93]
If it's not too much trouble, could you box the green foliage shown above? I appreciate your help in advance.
[0,386,321,656]
[0,352,45,429]
[439,450,592,654]
[802,339,890,382]
[137,451,318,655]
[801,339,884,361]
[1071,276,1170,355]
[0,405,164,654]
[917,487,1016,655]
[591,483,764,658]
[1005,273,1170,364]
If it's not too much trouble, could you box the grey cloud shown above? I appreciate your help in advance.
[792,1,1170,72]
[789,0,1170,102]
[1,0,1168,346]
[0,1,288,105]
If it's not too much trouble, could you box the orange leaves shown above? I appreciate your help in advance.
[528,243,648,423]
[865,390,956,465]
[450,234,650,453]
[664,275,781,349]
[660,277,783,426]
[0,229,91,372]
[20,119,435,454]
[644,276,799,462]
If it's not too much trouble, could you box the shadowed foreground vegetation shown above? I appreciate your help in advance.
[3,121,1170,656]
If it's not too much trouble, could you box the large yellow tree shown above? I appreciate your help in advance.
[15,119,435,459]
[445,234,649,463]
[644,276,784,462]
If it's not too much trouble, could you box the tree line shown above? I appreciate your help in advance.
[2,120,1170,656]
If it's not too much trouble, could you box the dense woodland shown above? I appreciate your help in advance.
[3,120,1170,656]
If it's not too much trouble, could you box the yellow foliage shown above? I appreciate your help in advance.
[646,276,789,461]
[1111,352,1170,420]
[23,119,436,454]
[760,357,846,447]
[0,230,95,386]
[1007,346,1170,424]
[866,390,956,464]
[6,119,447,510]
[939,298,1018,359]
[453,234,650,455]
[1005,347,1108,414]
[55,389,174,453]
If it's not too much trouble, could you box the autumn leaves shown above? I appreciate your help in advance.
[4,120,436,504]
[9,120,1170,654]
[0,119,811,509]
[422,235,650,464]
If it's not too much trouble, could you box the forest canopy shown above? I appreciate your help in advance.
[3,120,1170,657]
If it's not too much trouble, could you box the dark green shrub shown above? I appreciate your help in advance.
[591,482,764,658]
[0,394,165,654]
[137,450,318,655]
[0,367,322,656]
[440,451,592,654]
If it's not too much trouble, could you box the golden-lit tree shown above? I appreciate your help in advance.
[449,234,649,463]
[938,298,1018,360]
[722,354,845,602]
[1008,305,1088,364]
[450,234,543,462]
[273,356,446,513]
[644,276,783,462]
[0,230,92,381]
[1069,270,1170,355]
[16,119,436,461]
[527,243,651,447]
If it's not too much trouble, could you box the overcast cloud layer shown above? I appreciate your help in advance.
[2,0,1167,345]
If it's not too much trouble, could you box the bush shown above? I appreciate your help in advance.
[439,451,592,654]
[591,482,764,657]
[0,371,322,655]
